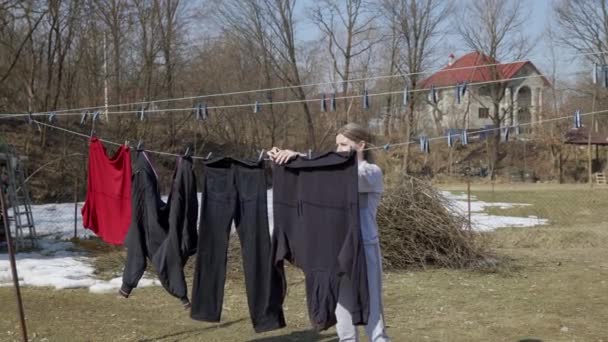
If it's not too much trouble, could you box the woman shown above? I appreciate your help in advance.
[269,123,390,342]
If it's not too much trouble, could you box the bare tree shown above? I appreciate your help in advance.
[95,0,132,107]
[380,0,452,173]
[456,0,532,179]
[554,0,608,66]
[216,0,317,149]
[310,0,380,126]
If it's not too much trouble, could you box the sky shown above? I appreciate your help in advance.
[293,0,584,81]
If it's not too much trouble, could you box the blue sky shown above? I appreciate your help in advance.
[293,0,584,80]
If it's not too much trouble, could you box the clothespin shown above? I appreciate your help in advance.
[48,112,56,123]
[429,85,437,104]
[383,143,390,152]
[462,129,468,146]
[257,149,266,162]
[320,94,326,112]
[253,101,260,113]
[423,137,430,154]
[124,139,130,147]
[92,111,101,123]
[362,88,370,110]
[593,64,599,84]
[501,127,510,143]
[138,106,146,121]
[461,81,467,98]
[80,111,89,126]
[574,109,582,129]
[419,136,427,153]
[195,103,208,121]
[455,83,461,104]
[308,149,312,159]
[205,152,213,160]
[330,93,336,112]
[136,139,144,151]
[403,85,408,107]
[184,146,191,157]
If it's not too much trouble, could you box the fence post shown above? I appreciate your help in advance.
[0,183,28,342]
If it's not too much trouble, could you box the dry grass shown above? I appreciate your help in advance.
[2,184,608,341]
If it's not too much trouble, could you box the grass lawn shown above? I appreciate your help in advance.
[2,184,608,341]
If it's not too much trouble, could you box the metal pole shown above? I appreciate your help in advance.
[0,186,28,342]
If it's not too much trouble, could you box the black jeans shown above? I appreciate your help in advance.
[190,157,285,333]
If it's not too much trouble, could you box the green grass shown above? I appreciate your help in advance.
[2,184,608,341]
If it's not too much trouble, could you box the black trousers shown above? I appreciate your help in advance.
[190,157,285,333]
[272,152,369,331]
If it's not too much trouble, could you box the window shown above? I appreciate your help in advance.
[478,107,489,119]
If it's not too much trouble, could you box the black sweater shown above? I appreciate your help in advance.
[120,152,198,304]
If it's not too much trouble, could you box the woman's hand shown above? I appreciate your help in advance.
[268,147,302,165]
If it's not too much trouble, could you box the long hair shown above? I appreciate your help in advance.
[337,123,374,162]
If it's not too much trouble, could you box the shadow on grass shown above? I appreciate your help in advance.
[138,317,248,341]
[247,329,338,342]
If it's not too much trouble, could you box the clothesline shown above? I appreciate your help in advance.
[29,108,607,159]
[364,108,608,151]
[3,73,561,119]
[1,49,606,118]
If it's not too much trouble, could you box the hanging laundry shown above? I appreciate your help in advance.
[272,152,369,331]
[253,100,260,113]
[330,93,337,112]
[461,81,467,98]
[120,151,198,307]
[48,112,56,123]
[403,85,408,107]
[515,125,521,136]
[455,83,462,104]
[363,89,370,110]
[593,64,599,84]
[574,109,582,129]
[447,130,453,147]
[81,138,132,245]
[603,65,608,88]
[191,157,285,333]
[462,130,468,146]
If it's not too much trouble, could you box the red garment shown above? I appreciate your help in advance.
[81,138,132,245]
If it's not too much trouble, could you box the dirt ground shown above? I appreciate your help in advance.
[2,184,608,341]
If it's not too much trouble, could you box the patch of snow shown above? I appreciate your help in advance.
[441,191,548,231]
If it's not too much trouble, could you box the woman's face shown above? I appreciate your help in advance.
[335,133,364,153]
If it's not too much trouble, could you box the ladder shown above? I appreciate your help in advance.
[595,172,606,185]
[2,147,37,249]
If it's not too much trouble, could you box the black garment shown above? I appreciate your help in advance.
[272,151,369,331]
[190,157,285,333]
[120,152,198,305]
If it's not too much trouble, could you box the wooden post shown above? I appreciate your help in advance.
[588,90,597,188]
[0,186,28,342]
[73,176,78,239]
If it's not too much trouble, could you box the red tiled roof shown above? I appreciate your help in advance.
[419,52,550,88]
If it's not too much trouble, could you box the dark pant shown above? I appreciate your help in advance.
[272,152,369,331]
[190,158,285,333]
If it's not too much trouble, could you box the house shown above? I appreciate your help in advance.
[418,52,550,135]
